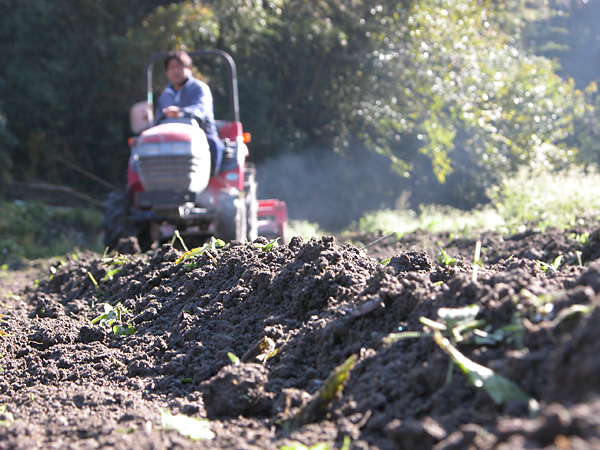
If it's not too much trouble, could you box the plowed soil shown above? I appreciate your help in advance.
[1,227,600,449]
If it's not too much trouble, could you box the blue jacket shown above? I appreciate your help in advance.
[156,76,223,173]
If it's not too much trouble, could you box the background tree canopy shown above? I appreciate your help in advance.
[0,0,598,228]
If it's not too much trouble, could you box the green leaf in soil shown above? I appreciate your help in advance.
[160,411,214,441]
[227,352,240,365]
[112,324,136,336]
[432,329,531,405]
[437,248,457,266]
[175,237,225,265]
[286,354,358,428]
[254,237,280,252]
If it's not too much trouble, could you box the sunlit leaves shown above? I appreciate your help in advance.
[359,0,585,187]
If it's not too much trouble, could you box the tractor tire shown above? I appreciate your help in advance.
[244,165,259,242]
[215,189,246,242]
[102,190,130,250]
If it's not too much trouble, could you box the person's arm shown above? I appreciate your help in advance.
[179,81,212,126]
[155,89,175,124]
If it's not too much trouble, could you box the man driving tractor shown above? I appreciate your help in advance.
[156,50,224,175]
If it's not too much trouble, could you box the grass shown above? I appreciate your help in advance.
[487,166,600,232]
[286,220,325,241]
[346,166,600,238]
[0,200,103,264]
[2,166,600,261]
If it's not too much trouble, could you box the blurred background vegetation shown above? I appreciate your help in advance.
[1,0,600,248]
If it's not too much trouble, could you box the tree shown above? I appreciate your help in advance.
[0,0,174,189]
[348,0,588,205]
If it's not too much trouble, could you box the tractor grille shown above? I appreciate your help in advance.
[135,141,211,193]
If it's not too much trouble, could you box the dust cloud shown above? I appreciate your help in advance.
[255,148,401,231]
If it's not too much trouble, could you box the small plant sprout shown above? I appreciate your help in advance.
[99,253,128,281]
[101,252,129,266]
[537,255,563,273]
[227,352,241,365]
[175,237,225,266]
[90,303,136,336]
[437,304,483,341]
[102,268,121,282]
[87,272,101,292]
[254,237,280,252]
[386,307,532,404]
[160,410,214,441]
[0,404,14,427]
[437,248,457,266]
[406,304,533,404]
[549,304,594,328]
[432,328,531,404]
[171,229,189,252]
[569,232,590,247]
[472,240,482,282]
[518,289,556,322]
[285,355,357,428]
[576,250,583,267]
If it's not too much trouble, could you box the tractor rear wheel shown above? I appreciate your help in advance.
[214,189,246,242]
[102,191,130,250]
[102,191,153,252]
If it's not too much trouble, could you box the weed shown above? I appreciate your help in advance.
[90,303,136,336]
[345,167,600,239]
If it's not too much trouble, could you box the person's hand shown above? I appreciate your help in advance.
[163,106,181,118]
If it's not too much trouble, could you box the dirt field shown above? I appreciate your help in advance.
[1,227,600,449]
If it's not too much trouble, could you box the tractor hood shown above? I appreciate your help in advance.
[132,120,211,194]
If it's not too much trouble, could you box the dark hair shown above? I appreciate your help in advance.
[164,50,193,69]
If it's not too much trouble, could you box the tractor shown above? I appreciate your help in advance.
[102,50,287,251]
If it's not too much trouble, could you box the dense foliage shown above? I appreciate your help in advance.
[0,201,103,263]
[0,0,599,218]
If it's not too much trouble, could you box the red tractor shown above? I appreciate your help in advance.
[103,50,287,250]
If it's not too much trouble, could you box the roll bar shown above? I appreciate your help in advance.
[144,50,239,123]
